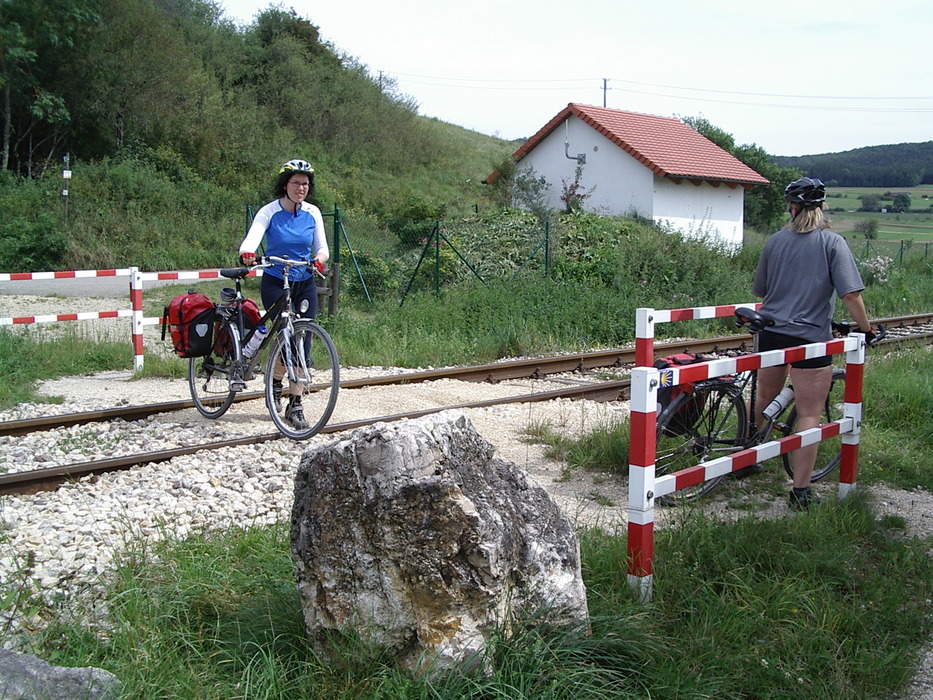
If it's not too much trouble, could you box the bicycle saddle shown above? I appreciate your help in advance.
[735,307,775,333]
[220,267,250,280]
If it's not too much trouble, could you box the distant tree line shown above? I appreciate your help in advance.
[772,142,933,187]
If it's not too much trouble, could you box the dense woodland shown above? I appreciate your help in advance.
[772,142,933,187]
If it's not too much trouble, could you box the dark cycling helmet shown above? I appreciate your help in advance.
[280,158,314,175]
[784,177,825,206]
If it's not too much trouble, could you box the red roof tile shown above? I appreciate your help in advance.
[513,104,769,186]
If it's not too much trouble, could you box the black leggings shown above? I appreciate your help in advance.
[758,330,832,369]
[260,274,317,320]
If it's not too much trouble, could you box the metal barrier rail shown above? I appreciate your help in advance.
[627,304,868,603]
[0,266,262,371]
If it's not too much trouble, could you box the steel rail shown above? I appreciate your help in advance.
[3,312,932,437]
[0,334,743,437]
[0,380,631,495]
[1,313,930,495]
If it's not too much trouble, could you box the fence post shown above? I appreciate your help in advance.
[329,205,342,315]
[331,204,341,265]
[635,307,656,367]
[627,365,660,603]
[839,332,867,499]
[434,220,441,296]
[129,267,145,372]
[628,306,660,602]
[544,220,550,276]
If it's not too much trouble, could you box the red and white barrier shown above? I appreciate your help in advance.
[0,269,131,281]
[1,266,260,371]
[627,304,868,603]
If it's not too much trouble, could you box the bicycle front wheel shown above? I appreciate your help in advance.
[781,369,846,481]
[265,319,339,440]
[656,383,747,505]
[188,318,239,419]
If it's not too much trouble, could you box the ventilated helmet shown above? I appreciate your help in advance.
[280,159,314,175]
[784,177,825,206]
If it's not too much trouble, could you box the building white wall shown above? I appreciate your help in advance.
[653,178,745,248]
[515,114,746,247]
[517,116,655,218]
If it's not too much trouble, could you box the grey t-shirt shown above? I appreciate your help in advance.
[753,226,864,342]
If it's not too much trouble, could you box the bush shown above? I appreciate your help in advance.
[0,173,68,272]
[853,219,879,239]
[341,248,397,298]
[384,195,446,247]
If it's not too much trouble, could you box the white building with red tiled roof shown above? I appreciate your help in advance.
[510,103,769,247]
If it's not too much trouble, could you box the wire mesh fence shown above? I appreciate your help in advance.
[329,208,552,305]
[850,238,932,266]
[249,203,932,311]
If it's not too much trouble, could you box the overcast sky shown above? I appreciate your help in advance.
[219,0,932,157]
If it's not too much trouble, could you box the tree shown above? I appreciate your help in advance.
[859,194,880,212]
[0,0,97,175]
[681,116,801,233]
[892,193,911,212]
[853,219,879,239]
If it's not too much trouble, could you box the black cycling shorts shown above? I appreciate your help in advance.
[757,330,833,369]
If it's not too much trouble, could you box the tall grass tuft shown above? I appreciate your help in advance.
[858,344,933,490]
[0,327,129,409]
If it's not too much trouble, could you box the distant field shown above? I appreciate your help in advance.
[826,185,933,242]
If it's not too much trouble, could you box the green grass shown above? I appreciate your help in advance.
[827,185,933,241]
[10,489,929,699]
[0,326,130,408]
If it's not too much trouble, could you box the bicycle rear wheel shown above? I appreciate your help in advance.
[265,319,339,440]
[188,318,240,419]
[656,383,747,504]
[781,369,846,481]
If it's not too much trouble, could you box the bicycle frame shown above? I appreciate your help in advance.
[222,257,312,383]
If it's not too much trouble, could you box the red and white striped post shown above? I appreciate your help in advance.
[627,363,659,603]
[129,267,145,371]
[1,266,263,371]
[0,269,134,330]
[839,333,867,499]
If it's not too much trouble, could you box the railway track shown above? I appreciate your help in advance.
[1,313,931,495]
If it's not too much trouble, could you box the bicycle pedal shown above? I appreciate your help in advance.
[230,379,247,392]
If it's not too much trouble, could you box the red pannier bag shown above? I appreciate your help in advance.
[242,298,261,329]
[211,296,263,357]
[162,291,215,357]
[653,352,708,435]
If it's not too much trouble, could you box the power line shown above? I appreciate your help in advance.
[383,71,933,109]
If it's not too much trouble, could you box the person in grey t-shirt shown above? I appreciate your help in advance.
[753,177,876,511]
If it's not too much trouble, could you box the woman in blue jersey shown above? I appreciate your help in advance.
[238,159,329,429]
[753,177,875,511]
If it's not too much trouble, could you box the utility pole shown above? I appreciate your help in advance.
[62,153,71,226]
[602,78,610,108]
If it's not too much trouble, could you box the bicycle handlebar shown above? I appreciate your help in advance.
[253,256,326,278]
